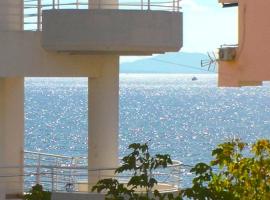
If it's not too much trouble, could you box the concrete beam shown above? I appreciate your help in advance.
[0,32,101,77]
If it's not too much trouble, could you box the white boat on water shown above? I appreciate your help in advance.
[192,77,198,81]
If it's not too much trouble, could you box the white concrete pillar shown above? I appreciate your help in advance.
[88,0,118,10]
[0,78,24,196]
[0,0,23,31]
[88,56,119,187]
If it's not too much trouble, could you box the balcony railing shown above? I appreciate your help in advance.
[24,0,182,31]
[22,151,184,193]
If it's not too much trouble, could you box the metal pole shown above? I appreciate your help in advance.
[53,0,55,9]
[37,0,42,31]
[21,0,24,30]
[176,0,179,12]
[141,0,143,10]
[72,158,78,191]
[36,154,41,184]
[51,168,55,191]
[173,0,175,12]
[76,0,79,9]
[147,0,150,10]
[55,159,59,191]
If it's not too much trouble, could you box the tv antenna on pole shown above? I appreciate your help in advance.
[201,52,218,72]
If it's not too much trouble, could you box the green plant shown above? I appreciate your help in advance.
[23,184,51,200]
[93,139,270,200]
[182,139,270,200]
[92,143,181,200]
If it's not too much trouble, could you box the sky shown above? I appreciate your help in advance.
[120,0,238,63]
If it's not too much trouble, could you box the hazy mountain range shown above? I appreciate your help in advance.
[120,52,215,74]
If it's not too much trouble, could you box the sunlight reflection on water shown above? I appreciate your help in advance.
[25,74,270,186]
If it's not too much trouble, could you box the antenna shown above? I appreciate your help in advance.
[201,52,218,72]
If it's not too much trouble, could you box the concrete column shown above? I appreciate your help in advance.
[0,0,23,31]
[0,78,24,196]
[88,0,118,10]
[88,56,119,188]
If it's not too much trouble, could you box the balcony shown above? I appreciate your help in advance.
[22,151,183,194]
[24,0,182,55]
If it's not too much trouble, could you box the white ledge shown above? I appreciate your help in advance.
[42,9,182,55]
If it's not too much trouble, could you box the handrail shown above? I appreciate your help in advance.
[0,151,184,192]
[25,150,182,167]
[220,44,239,48]
[23,0,182,31]
[24,150,86,159]
[24,0,181,10]
[21,150,183,192]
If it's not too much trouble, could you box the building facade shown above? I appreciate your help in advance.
[218,0,269,87]
[0,0,182,197]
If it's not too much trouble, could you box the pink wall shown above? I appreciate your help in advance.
[219,0,270,86]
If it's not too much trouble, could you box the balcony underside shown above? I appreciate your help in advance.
[42,9,183,55]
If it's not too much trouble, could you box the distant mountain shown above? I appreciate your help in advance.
[120,52,215,74]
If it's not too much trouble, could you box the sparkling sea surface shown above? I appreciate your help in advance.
[25,74,270,171]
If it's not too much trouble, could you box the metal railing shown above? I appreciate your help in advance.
[220,44,239,48]
[24,150,87,191]
[24,0,181,31]
[22,150,183,193]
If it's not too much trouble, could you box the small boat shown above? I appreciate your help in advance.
[192,77,198,81]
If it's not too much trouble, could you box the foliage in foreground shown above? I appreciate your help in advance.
[23,184,51,200]
[92,142,181,200]
[183,139,270,200]
[93,140,270,200]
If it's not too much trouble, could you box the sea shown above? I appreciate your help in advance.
[25,74,270,186]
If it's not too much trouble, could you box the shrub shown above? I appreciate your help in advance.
[92,143,181,200]
[23,184,51,200]
[93,139,270,199]
[182,139,270,200]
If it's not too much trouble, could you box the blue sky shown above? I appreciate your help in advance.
[182,0,237,52]
[121,0,238,62]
